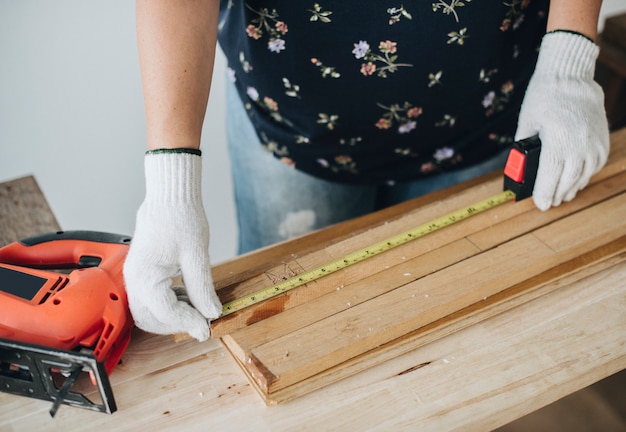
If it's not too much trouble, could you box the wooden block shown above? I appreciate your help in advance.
[217,128,626,404]
[0,175,61,246]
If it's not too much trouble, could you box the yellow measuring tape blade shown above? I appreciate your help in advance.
[221,189,516,316]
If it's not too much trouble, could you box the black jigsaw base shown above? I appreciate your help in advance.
[0,338,117,416]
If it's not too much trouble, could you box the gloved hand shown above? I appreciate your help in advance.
[123,149,222,341]
[515,31,610,211]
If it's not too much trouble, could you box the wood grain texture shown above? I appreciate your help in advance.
[1,131,625,431]
[211,129,626,337]
[3,258,622,431]
[211,178,511,337]
[497,369,626,432]
[0,175,61,246]
[220,128,626,403]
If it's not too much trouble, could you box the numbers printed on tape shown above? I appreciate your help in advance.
[221,190,516,316]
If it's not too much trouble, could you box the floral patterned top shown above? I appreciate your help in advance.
[218,0,549,185]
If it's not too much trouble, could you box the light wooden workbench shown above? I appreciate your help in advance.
[1,130,625,432]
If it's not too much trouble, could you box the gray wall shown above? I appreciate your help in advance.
[1,1,625,263]
[0,1,236,262]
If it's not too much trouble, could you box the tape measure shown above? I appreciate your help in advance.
[221,136,542,317]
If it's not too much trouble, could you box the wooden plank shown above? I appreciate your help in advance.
[252,251,626,405]
[233,197,626,394]
[0,175,61,246]
[211,127,626,337]
[222,238,481,362]
[211,178,510,336]
[225,169,626,353]
[220,132,626,401]
[220,167,626,349]
[468,170,626,250]
[210,164,504,284]
[210,127,626,286]
[227,226,626,403]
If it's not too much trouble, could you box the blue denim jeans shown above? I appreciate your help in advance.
[226,83,509,254]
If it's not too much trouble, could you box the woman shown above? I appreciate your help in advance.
[123,0,608,341]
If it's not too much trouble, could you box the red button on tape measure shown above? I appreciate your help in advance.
[503,135,541,201]
[504,148,526,183]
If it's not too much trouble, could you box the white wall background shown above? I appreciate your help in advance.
[0,1,235,261]
[1,1,625,264]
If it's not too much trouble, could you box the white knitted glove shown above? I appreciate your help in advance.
[123,150,222,341]
[515,31,610,211]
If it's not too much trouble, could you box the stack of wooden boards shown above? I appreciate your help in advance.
[210,128,626,405]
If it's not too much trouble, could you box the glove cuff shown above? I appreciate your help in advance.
[146,148,202,156]
[144,151,203,205]
[535,31,599,80]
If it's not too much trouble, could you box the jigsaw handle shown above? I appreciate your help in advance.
[0,231,131,270]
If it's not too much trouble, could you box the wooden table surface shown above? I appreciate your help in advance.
[1,130,625,432]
